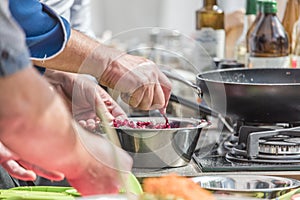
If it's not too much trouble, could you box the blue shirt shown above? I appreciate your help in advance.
[0,0,30,77]
[9,0,71,60]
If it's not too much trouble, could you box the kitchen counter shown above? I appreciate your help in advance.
[132,124,300,182]
[133,158,300,180]
[132,159,201,178]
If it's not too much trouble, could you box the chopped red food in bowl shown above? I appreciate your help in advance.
[112,118,177,129]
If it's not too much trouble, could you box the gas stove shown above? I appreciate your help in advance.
[193,122,300,172]
[132,120,300,179]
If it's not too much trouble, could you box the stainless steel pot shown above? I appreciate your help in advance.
[114,117,208,168]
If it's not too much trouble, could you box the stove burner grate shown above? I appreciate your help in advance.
[225,125,300,164]
[225,152,300,164]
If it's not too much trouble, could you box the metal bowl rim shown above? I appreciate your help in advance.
[191,175,300,192]
[113,117,209,131]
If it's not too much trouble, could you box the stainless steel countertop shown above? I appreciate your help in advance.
[133,159,300,180]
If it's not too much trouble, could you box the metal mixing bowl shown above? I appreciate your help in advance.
[114,117,208,169]
[192,175,300,199]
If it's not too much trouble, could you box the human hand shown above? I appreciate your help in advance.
[45,70,127,131]
[99,54,172,112]
[34,30,171,113]
[0,141,64,181]
[72,74,127,131]
[65,123,132,196]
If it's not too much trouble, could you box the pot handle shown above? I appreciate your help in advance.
[162,69,234,133]
[161,69,203,97]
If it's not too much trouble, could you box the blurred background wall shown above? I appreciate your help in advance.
[89,0,286,38]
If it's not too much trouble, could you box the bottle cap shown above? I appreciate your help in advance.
[256,0,264,14]
[258,0,277,14]
[246,0,257,15]
[203,0,217,6]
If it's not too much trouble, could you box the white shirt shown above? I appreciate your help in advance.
[40,0,95,38]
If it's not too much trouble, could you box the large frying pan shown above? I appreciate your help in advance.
[196,68,300,123]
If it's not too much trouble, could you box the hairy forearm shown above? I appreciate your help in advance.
[0,67,85,175]
[33,29,121,80]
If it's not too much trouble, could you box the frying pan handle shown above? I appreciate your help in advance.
[169,94,234,133]
[162,69,234,133]
[169,94,218,117]
[161,69,203,97]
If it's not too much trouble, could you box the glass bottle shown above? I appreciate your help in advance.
[282,0,300,54]
[246,0,264,46]
[245,0,264,67]
[247,0,290,68]
[195,0,225,60]
[234,0,257,65]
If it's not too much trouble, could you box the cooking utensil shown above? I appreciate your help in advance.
[164,68,300,123]
[197,68,300,123]
[162,69,234,132]
[114,117,209,168]
[192,175,300,199]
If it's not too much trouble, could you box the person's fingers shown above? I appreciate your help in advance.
[0,142,16,163]
[86,119,96,131]
[95,96,114,123]
[18,160,64,181]
[150,84,166,110]
[78,120,87,128]
[105,101,127,119]
[157,71,172,109]
[130,84,153,110]
[79,118,103,132]
[97,87,127,119]
[1,160,36,181]
[121,83,166,111]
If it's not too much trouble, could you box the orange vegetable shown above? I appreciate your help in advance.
[142,174,215,200]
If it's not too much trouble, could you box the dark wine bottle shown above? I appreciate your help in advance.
[247,0,289,68]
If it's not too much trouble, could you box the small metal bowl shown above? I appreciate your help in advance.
[114,117,208,169]
[192,175,300,199]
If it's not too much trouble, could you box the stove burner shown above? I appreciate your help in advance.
[259,137,300,155]
[226,125,300,164]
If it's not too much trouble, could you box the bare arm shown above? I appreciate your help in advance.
[33,29,108,78]
[33,29,172,111]
[0,67,132,195]
[0,67,77,169]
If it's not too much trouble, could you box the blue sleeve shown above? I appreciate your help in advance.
[9,0,71,60]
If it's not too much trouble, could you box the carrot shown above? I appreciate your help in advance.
[142,174,215,200]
